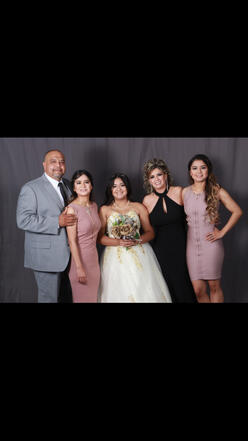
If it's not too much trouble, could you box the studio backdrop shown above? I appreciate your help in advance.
[0,137,247,302]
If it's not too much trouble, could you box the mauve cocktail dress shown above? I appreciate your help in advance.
[184,187,224,281]
[69,202,101,303]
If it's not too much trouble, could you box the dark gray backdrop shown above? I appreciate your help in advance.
[0,137,247,302]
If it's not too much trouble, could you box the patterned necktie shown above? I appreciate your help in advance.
[58,182,68,207]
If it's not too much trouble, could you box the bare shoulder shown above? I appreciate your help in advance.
[182,186,191,195]
[131,201,148,215]
[169,186,183,205]
[143,193,156,208]
[170,185,183,195]
[219,186,227,195]
[131,201,143,210]
[181,186,191,202]
[67,205,75,214]
[99,205,108,215]
[143,193,153,203]
[219,187,230,200]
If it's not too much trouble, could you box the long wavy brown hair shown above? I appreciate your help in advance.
[188,154,221,224]
[143,158,173,194]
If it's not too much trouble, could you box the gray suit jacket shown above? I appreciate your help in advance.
[16,174,73,272]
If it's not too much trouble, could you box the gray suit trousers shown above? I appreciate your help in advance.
[34,271,61,303]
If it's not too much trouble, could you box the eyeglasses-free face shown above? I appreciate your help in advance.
[190,160,209,183]
[43,151,66,181]
[149,168,167,191]
[111,178,128,201]
[74,174,93,197]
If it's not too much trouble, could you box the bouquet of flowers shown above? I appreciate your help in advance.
[110,214,141,244]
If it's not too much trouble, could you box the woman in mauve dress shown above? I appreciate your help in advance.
[182,154,242,303]
[66,170,101,303]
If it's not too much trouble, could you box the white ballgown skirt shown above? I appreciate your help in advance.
[98,243,172,303]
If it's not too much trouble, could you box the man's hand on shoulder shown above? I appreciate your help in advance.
[59,207,77,227]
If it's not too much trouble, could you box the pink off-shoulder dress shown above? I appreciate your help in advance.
[184,187,224,281]
[69,202,101,303]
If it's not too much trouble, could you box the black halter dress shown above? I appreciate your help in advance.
[149,190,197,303]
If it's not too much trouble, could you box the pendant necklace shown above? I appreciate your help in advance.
[113,200,130,211]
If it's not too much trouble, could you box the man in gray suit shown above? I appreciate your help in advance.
[16,149,77,303]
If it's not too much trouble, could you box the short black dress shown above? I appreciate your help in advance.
[149,190,197,303]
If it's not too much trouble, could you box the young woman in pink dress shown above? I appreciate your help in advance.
[66,170,101,303]
[182,154,243,303]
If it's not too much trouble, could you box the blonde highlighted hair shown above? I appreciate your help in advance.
[143,158,173,194]
[188,154,221,225]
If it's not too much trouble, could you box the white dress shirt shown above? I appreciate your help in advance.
[44,173,65,205]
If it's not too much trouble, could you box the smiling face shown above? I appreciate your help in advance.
[43,150,66,181]
[112,178,128,201]
[149,168,167,192]
[190,160,209,183]
[74,174,93,198]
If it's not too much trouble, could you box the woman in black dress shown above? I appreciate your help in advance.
[143,158,196,303]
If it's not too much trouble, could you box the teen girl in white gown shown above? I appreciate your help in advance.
[98,174,172,303]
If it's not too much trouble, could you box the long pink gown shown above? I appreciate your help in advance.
[69,202,101,303]
[184,187,224,281]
